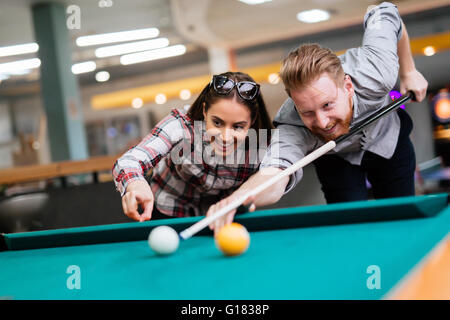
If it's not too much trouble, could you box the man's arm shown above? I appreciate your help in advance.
[205,167,289,232]
[205,102,312,231]
[397,21,428,101]
[231,167,289,207]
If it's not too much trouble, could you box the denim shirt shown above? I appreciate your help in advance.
[260,2,404,192]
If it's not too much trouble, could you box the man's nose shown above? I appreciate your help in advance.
[315,112,329,129]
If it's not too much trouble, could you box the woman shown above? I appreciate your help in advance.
[112,71,273,222]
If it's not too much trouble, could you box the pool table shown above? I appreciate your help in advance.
[0,193,449,300]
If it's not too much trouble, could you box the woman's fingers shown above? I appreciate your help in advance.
[139,196,154,222]
[123,192,141,221]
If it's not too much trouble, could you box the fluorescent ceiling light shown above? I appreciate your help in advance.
[76,28,160,47]
[0,42,39,57]
[238,0,272,4]
[72,61,96,74]
[95,38,169,58]
[0,58,41,74]
[120,45,186,65]
[297,9,330,23]
[6,69,32,76]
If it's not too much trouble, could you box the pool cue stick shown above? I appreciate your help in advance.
[179,140,336,240]
[179,91,414,240]
[335,91,414,144]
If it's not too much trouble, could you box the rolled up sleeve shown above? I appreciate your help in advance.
[112,110,188,196]
[341,2,402,100]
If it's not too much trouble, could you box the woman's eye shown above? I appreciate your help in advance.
[213,120,221,126]
[234,125,244,130]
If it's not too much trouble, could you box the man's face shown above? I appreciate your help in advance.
[290,73,354,142]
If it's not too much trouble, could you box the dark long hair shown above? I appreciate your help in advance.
[187,71,274,142]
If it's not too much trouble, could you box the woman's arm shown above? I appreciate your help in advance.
[112,110,189,221]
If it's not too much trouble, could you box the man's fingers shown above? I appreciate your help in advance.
[215,216,226,235]
[214,201,225,231]
[208,204,216,230]
[243,195,255,205]
[214,217,220,233]
[412,88,425,102]
[236,195,256,213]
[417,89,426,102]
[225,210,237,225]
[209,194,254,232]
[400,85,407,96]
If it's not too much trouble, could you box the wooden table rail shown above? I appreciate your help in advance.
[0,155,120,185]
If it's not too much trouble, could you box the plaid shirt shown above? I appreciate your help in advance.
[112,109,260,217]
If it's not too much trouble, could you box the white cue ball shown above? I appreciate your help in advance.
[148,226,179,255]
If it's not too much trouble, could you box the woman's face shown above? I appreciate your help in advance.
[203,98,252,156]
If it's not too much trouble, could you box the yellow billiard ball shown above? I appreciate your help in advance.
[215,222,250,256]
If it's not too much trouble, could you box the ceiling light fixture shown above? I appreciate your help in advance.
[296,9,330,23]
[268,73,280,84]
[179,89,192,100]
[0,58,41,74]
[423,46,436,56]
[0,42,39,57]
[238,0,272,5]
[72,61,97,74]
[76,27,160,47]
[95,38,169,58]
[132,97,144,109]
[6,69,32,76]
[120,45,186,65]
[95,71,110,82]
[155,93,167,105]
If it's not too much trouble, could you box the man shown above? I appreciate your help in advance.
[207,2,428,231]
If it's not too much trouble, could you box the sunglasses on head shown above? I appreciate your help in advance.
[210,75,260,101]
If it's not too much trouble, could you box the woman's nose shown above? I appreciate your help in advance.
[220,128,233,142]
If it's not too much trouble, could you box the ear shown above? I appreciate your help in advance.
[343,74,354,97]
[202,102,207,119]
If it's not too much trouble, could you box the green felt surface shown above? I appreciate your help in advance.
[3,193,448,250]
[0,194,448,300]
